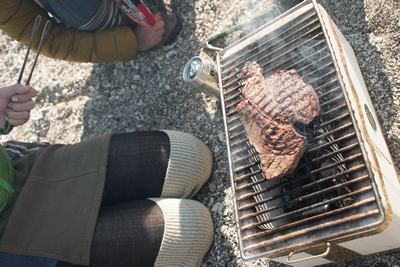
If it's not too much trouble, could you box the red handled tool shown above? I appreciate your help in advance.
[114,0,156,27]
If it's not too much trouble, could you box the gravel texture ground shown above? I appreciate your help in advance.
[1,0,399,266]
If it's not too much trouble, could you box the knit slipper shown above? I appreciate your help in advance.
[153,13,182,49]
[160,130,213,199]
[148,198,214,267]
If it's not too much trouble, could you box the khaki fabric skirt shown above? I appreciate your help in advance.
[0,133,113,265]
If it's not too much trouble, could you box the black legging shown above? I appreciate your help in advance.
[102,131,170,205]
[58,131,171,267]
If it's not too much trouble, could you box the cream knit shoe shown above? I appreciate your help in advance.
[149,198,214,267]
[160,130,213,199]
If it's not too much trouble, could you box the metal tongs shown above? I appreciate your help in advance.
[2,15,51,134]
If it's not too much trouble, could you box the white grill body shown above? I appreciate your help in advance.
[217,1,400,265]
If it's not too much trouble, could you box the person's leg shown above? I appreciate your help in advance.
[57,198,214,267]
[101,131,169,205]
[55,130,213,266]
[57,199,163,267]
[101,130,213,206]
[92,198,213,267]
[90,199,164,267]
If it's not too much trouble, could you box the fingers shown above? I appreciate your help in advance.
[10,87,38,103]
[135,12,167,51]
[153,12,162,21]
[4,108,31,126]
[152,12,165,31]
[13,84,35,95]
[0,84,37,127]
[153,12,163,23]
[5,99,35,126]
[0,84,31,99]
[0,84,37,103]
[154,15,165,32]
[6,91,36,126]
[7,99,35,112]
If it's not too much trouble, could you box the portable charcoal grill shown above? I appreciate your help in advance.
[216,0,400,265]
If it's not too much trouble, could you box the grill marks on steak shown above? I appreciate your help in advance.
[237,62,320,180]
[237,100,307,180]
[241,62,321,124]
[273,70,321,124]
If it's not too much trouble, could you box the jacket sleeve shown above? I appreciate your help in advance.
[0,0,138,63]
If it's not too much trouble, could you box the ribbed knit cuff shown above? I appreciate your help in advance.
[149,198,214,267]
[161,130,213,198]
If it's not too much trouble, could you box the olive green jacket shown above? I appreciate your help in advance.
[0,133,113,265]
[0,0,137,63]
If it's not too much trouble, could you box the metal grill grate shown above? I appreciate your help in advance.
[217,1,385,260]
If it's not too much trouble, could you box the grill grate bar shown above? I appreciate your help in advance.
[247,209,380,252]
[297,152,363,175]
[221,11,319,72]
[242,197,376,242]
[306,132,357,153]
[315,112,350,128]
[310,122,353,137]
[232,145,252,156]
[227,109,240,117]
[237,177,266,191]
[232,148,362,184]
[247,30,325,76]
[222,19,323,81]
[225,98,242,109]
[319,94,345,109]
[237,177,267,192]
[264,39,327,74]
[314,78,339,92]
[225,81,244,95]
[234,162,259,173]
[221,27,324,89]
[241,185,373,233]
[277,42,328,72]
[225,90,243,103]
[299,59,334,80]
[317,103,347,119]
[246,172,367,214]
[227,114,241,124]
[227,119,243,130]
[221,8,318,66]
[235,169,263,183]
[237,163,365,203]
[231,138,248,148]
[228,129,246,140]
[245,207,380,252]
[231,124,242,135]
[244,209,381,259]
[232,142,362,183]
[233,153,258,165]
[240,177,370,225]
[317,85,341,98]
[305,69,337,86]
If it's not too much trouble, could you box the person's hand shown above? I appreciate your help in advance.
[134,12,166,51]
[0,84,37,128]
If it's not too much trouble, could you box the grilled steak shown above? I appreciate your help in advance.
[237,99,307,180]
[237,61,320,180]
[241,62,321,124]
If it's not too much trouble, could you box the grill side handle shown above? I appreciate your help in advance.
[286,242,331,264]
